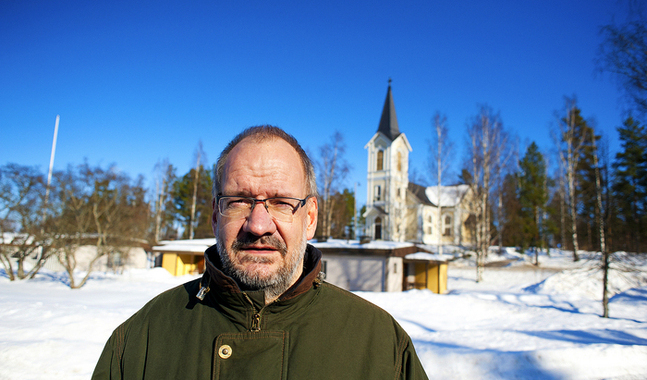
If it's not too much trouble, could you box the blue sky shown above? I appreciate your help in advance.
[0,0,629,206]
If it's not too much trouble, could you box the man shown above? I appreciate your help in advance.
[92,125,428,379]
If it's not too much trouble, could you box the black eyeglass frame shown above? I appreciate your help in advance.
[215,194,314,221]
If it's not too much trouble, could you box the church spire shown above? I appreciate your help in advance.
[377,78,400,140]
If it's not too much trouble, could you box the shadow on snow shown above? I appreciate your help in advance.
[521,328,647,346]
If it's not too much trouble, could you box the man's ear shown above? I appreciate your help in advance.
[305,196,318,240]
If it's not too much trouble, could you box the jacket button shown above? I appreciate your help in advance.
[218,344,232,359]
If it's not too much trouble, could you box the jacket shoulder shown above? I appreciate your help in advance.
[317,281,404,329]
[92,278,202,378]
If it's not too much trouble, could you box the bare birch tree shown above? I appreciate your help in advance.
[50,164,149,288]
[554,97,590,261]
[464,106,510,282]
[597,4,647,117]
[428,112,453,255]
[317,132,351,239]
[590,129,611,317]
[152,159,176,243]
[0,164,54,280]
[189,142,206,240]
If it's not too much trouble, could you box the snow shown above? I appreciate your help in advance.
[311,238,414,249]
[405,252,450,261]
[152,238,216,252]
[1,250,646,379]
[425,184,469,207]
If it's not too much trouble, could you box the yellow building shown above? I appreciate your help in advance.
[152,238,214,276]
[404,252,448,294]
[313,240,448,294]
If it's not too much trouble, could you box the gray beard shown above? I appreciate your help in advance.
[216,233,306,302]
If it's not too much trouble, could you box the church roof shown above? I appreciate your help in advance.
[425,184,470,208]
[408,182,433,206]
[377,83,400,140]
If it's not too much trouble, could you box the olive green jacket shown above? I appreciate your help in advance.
[92,245,428,380]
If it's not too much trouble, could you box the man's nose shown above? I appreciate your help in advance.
[243,200,277,236]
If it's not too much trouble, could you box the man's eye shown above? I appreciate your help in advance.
[269,199,294,209]
[227,199,251,208]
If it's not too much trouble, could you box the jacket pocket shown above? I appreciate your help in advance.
[213,331,287,380]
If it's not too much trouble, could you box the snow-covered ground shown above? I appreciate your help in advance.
[1,249,646,380]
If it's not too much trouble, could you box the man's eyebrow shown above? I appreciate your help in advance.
[224,192,299,199]
[219,190,250,197]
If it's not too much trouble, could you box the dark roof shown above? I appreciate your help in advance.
[374,205,387,215]
[408,182,433,206]
[377,84,400,140]
[316,245,430,258]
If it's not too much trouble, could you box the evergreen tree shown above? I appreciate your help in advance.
[318,188,355,239]
[152,160,178,242]
[611,117,647,252]
[517,142,548,260]
[172,166,213,239]
[575,123,602,252]
[555,99,597,258]
[499,173,524,249]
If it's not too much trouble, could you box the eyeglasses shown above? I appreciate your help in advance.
[216,195,313,223]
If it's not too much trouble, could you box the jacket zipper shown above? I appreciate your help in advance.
[242,293,281,332]
[242,293,263,332]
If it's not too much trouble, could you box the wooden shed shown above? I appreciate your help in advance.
[151,238,214,276]
[403,252,449,294]
[312,239,448,294]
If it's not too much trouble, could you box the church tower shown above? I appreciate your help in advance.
[364,81,412,241]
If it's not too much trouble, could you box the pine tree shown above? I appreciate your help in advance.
[172,166,213,239]
[517,142,548,263]
[499,173,524,249]
[555,99,595,260]
[575,124,602,252]
[612,117,647,252]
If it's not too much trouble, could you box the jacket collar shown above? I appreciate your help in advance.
[203,243,323,303]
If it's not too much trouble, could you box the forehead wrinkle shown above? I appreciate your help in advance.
[221,139,306,197]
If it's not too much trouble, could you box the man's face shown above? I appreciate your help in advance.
[212,137,318,296]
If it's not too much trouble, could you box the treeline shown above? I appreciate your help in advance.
[458,7,647,277]
[0,133,358,286]
[0,156,218,286]
[0,163,150,287]
[462,100,647,260]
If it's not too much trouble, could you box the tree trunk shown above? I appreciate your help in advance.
[592,133,609,317]
[567,149,580,261]
[189,152,201,240]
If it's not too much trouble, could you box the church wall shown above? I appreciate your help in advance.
[364,84,473,245]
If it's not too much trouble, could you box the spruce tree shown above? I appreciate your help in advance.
[518,142,548,262]
[172,166,214,239]
[612,117,647,252]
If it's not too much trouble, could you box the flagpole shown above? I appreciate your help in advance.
[44,115,60,204]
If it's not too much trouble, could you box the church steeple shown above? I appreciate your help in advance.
[377,78,400,140]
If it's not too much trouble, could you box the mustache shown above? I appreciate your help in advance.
[230,234,287,257]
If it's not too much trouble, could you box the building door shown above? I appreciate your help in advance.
[375,217,382,240]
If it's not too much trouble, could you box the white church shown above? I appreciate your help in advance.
[363,83,474,246]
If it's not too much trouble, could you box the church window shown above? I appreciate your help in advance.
[397,187,401,198]
[396,151,402,172]
[376,150,384,171]
[374,185,381,201]
[443,215,452,237]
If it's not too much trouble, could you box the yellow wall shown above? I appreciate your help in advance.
[162,253,199,276]
[412,262,447,294]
